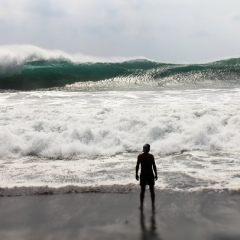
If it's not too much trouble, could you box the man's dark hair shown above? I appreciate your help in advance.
[143,143,150,153]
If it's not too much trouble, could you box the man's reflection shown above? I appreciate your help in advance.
[140,210,162,240]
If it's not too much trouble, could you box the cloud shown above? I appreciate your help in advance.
[0,0,30,20]
[1,0,240,63]
[27,0,65,18]
[231,13,240,21]
[190,31,210,39]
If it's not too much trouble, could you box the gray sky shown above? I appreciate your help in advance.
[1,0,240,63]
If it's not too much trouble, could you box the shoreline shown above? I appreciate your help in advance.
[0,191,240,240]
[1,184,240,197]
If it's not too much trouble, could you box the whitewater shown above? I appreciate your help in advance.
[0,45,240,196]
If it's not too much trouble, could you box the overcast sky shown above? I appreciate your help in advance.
[1,0,240,63]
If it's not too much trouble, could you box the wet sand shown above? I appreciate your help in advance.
[0,191,240,240]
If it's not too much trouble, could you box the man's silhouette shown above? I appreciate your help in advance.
[136,144,158,210]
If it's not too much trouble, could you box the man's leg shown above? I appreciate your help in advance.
[149,185,155,211]
[140,185,146,209]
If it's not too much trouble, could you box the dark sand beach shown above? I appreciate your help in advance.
[0,190,240,240]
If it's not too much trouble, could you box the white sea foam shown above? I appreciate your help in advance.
[0,151,239,193]
[0,89,240,191]
[2,89,240,158]
[0,45,72,75]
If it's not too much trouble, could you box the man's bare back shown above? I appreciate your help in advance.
[136,144,157,210]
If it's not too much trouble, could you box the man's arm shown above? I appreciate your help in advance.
[136,157,140,180]
[153,157,158,180]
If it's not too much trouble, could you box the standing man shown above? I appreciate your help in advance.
[136,144,158,211]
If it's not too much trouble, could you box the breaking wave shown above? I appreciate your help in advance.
[1,45,240,90]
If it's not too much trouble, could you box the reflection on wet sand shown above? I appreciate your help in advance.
[140,210,162,240]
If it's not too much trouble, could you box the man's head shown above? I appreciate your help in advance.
[143,144,150,153]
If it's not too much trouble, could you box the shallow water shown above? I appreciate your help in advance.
[0,151,239,194]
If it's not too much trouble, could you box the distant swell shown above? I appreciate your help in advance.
[1,57,240,90]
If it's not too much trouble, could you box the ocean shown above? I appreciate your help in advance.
[0,46,240,196]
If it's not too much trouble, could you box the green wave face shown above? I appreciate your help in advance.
[1,58,240,90]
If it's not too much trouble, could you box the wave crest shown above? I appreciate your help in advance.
[1,45,240,90]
